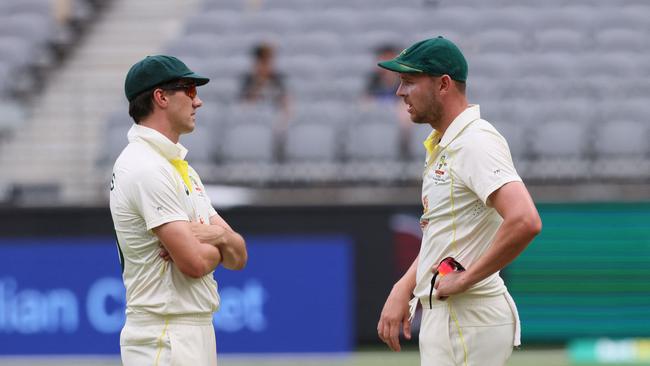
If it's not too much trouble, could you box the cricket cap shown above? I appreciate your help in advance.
[378,36,468,82]
[124,55,209,102]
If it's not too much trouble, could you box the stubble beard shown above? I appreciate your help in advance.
[412,96,443,127]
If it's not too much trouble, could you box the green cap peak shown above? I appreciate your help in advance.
[378,36,468,82]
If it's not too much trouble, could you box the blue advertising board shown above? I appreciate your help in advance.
[0,235,354,355]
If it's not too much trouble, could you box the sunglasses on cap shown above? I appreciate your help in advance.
[159,81,198,99]
[429,256,465,308]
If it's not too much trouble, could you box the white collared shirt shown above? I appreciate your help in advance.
[414,105,522,301]
[110,124,219,315]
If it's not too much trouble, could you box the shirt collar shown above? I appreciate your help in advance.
[439,104,481,148]
[127,124,188,160]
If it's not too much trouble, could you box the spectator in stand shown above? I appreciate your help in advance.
[363,43,412,158]
[239,42,289,112]
[364,44,402,103]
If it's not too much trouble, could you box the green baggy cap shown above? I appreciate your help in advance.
[378,36,468,82]
[124,55,210,102]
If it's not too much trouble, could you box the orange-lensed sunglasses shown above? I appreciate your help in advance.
[160,82,197,99]
[429,256,465,308]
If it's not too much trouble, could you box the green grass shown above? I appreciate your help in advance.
[2,348,646,366]
[219,348,568,366]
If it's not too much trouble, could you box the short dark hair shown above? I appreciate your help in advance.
[252,42,274,61]
[455,80,466,95]
[128,89,155,124]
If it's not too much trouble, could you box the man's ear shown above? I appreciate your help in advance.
[439,75,452,94]
[152,88,168,108]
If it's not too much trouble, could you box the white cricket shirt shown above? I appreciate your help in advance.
[110,124,219,315]
[414,105,522,301]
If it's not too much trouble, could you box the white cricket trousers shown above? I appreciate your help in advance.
[120,312,217,366]
[419,293,519,366]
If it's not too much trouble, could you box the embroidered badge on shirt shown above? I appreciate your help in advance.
[189,176,205,197]
[431,154,450,184]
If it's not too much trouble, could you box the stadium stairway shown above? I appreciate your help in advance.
[0,0,200,206]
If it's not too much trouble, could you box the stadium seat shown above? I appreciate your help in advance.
[472,29,530,56]
[532,28,590,53]
[530,120,591,158]
[532,7,594,33]
[594,120,648,157]
[0,100,26,137]
[220,122,274,163]
[285,122,339,162]
[296,9,358,35]
[291,101,351,125]
[594,28,648,53]
[282,32,342,56]
[355,104,400,126]
[407,123,433,161]
[574,53,639,79]
[182,121,220,164]
[344,121,400,161]
[224,104,279,126]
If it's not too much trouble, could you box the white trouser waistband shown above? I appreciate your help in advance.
[126,312,214,326]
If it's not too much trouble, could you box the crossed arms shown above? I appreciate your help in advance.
[152,213,247,278]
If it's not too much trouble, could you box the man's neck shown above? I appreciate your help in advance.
[435,99,469,137]
[140,117,179,144]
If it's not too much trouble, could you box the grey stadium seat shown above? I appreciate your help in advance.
[292,101,351,125]
[0,100,26,137]
[297,9,358,35]
[355,104,400,126]
[4,0,52,17]
[532,28,590,54]
[470,53,517,79]
[532,7,594,34]
[594,28,648,53]
[224,104,279,126]
[407,123,433,161]
[285,122,339,162]
[277,54,324,80]
[220,122,274,163]
[292,77,364,103]
[589,10,649,32]
[468,29,530,55]
[344,121,400,161]
[238,10,299,36]
[282,32,342,56]
[164,34,223,60]
[181,122,219,164]
[102,112,132,165]
[529,120,590,158]
[599,99,648,125]
[183,11,241,35]
[594,120,648,158]
[528,99,594,127]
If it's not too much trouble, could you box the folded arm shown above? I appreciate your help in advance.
[187,213,247,270]
[153,220,222,278]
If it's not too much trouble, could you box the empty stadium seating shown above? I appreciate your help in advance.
[55,0,650,190]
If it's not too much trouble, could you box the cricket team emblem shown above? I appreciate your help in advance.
[432,154,450,184]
